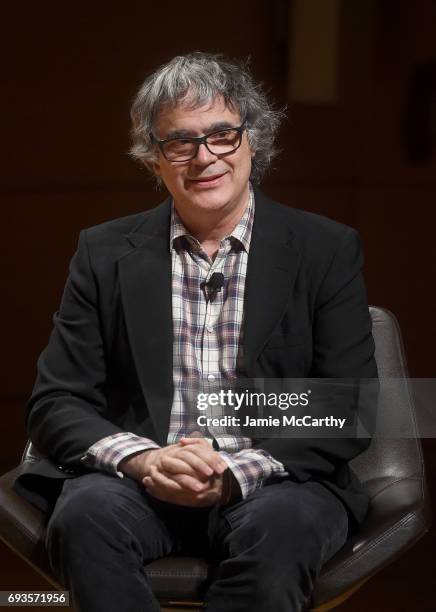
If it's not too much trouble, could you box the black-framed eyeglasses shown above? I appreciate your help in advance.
[150,121,247,162]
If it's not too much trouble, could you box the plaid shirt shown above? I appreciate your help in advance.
[81,186,287,499]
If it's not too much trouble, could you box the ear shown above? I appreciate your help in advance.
[144,159,162,176]
[152,161,162,176]
[245,132,256,158]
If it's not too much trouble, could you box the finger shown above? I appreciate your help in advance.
[148,446,190,472]
[143,473,207,506]
[142,476,174,504]
[195,482,222,506]
[142,476,161,495]
[170,473,211,493]
[180,437,209,446]
[196,490,221,505]
[160,455,209,479]
[142,476,155,489]
[153,446,214,480]
[181,445,227,474]
[171,447,217,477]
[147,465,185,492]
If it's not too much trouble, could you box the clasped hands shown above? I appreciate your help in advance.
[120,437,235,507]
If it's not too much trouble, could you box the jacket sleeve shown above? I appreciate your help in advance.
[26,230,126,469]
[252,228,378,482]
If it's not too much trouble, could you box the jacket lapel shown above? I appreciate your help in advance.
[244,190,301,375]
[118,199,173,445]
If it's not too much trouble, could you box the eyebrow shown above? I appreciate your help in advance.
[163,121,237,140]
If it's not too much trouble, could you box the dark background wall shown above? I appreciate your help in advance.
[1,1,435,609]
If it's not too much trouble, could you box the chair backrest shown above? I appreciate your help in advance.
[23,306,424,501]
[350,307,424,496]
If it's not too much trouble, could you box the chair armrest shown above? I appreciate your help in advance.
[312,476,431,607]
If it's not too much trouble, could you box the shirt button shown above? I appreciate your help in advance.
[207,374,215,381]
[207,325,214,333]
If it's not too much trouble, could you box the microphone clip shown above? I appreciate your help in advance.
[201,272,224,302]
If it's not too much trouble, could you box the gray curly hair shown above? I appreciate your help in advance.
[130,52,284,184]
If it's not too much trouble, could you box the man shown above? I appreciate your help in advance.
[14,52,377,611]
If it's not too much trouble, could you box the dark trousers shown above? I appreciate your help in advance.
[45,472,349,612]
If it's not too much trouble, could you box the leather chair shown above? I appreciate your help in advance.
[0,307,431,610]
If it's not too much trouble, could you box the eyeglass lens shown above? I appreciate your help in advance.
[163,128,242,161]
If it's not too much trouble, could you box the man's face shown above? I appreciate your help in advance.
[151,96,254,218]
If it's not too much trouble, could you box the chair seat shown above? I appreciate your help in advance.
[0,463,430,608]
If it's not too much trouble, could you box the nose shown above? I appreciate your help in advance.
[192,142,218,165]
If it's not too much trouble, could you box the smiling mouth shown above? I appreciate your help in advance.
[189,172,227,184]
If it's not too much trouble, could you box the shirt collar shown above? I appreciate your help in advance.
[170,183,255,254]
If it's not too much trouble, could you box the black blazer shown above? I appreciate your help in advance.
[14,189,377,528]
